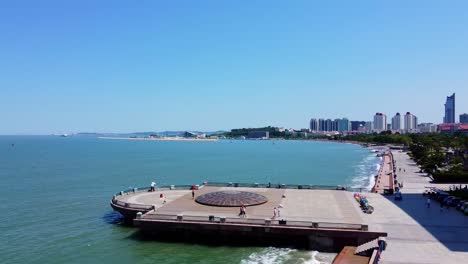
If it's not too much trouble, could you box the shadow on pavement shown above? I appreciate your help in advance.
[382,192,468,252]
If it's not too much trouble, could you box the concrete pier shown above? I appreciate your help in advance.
[111,184,386,253]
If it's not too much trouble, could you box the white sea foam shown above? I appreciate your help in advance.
[240,248,295,264]
[240,247,336,264]
[350,154,382,190]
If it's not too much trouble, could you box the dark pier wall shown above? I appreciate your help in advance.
[134,219,386,252]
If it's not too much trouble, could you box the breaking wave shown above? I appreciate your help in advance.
[240,247,336,264]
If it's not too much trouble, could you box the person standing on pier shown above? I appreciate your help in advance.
[150,182,156,192]
[191,185,195,199]
[272,207,277,219]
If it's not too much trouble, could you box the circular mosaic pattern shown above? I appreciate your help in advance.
[195,191,268,207]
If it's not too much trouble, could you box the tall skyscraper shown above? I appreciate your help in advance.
[373,113,387,131]
[404,112,418,132]
[444,93,455,123]
[391,113,402,131]
[460,113,468,124]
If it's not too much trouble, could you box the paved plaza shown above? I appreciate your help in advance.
[117,186,364,224]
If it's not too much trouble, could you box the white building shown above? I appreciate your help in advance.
[373,113,387,132]
[418,123,437,133]
[404,112,418,133]
[391,113,402,131]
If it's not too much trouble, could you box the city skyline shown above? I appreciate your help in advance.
[1,2,468,134]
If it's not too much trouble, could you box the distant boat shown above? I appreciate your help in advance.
[60,134,68,137]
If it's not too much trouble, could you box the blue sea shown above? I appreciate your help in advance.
[0,136,380,264]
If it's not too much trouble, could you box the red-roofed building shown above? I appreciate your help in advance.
[438,123,468,134]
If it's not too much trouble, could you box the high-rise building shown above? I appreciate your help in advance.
[351,121,366,131]
[460,113,468,124]
[325,119,333,131]
[310,117,351,133]
[444,93,455,123]
[337,118,350,132]
[373,113,387,131]
[404,112,418,132]
[319,119,326,131]
[365,121,373,133]
[418,123,437,133]
[310,118,319,131]
[391,113,402,131]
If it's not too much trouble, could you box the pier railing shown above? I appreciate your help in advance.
[139,213,367,231]
[114,183,371,198]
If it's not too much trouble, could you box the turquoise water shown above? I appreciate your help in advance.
[0,136,380,264]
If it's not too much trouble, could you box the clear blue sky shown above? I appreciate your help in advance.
[1,1,467,134]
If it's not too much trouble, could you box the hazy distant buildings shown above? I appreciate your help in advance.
[444,93,455,123]
[391,113,402,131]
[404,112,418,132]
[309,117,351,133]
[310,118,319,131]
[418,123,437,133]
[373,113,387,132]
[460,113,468,124]
[337,118,351,132]
[351,121,366,131]
[365,121,373,133]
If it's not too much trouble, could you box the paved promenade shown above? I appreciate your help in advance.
[372,152,394,193]
[362,151,468,264]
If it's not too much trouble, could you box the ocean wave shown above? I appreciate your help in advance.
[240,247,335,264]
[349,154,382,190]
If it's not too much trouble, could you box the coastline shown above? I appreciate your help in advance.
[98,136,218,142]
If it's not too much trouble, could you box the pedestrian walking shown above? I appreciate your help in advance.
[272,207,277,219]
[426,198,431,208]
[192,189,195,199]
[150,181,156,192]
[277,207,281,217]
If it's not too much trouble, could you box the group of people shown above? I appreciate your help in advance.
[237,205,282,219]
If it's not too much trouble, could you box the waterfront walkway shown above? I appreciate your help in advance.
[372,152,394,193]
[362,151,468,264]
